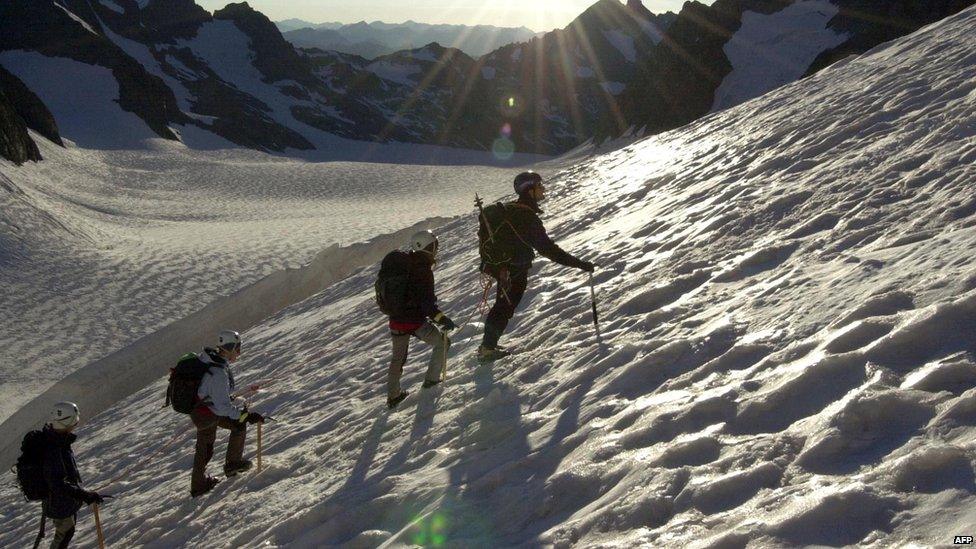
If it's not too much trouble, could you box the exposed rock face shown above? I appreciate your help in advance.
[0,89,41,164]
[0,0,186,141]
[0,65,63,164]
[618,0,976,140]
[97,0,211,43]
[620,0,788,137]
[0,66,62,147]
[215,3,319,86]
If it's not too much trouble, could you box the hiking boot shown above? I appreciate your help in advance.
[477,345,511,363]
[387,391,409,409]
[190,476,220,497]
[224,460,252,477]
[422,378,442,389]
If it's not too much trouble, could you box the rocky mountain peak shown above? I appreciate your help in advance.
[214,2,317,85]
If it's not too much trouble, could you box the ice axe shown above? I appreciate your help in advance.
[92,503,106,549]
[257,423,263,473]
[475,193,512,306]
[588,272,602,341]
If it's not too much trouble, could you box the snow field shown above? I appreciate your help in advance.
[711,0,847,112]
[0,136,551,424]
[2,4,976,547]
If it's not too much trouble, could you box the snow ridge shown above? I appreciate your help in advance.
[0,219,447,468]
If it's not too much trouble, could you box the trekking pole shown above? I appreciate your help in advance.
[92,504,106,549]
[257,423,263,473]
[588,272,602,340]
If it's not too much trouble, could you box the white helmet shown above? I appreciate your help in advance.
[410,230,438,256]
[218,330,241,352]
[51,402,80,430]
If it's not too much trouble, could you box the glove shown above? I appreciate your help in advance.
[434,314,457,331]
[246,412,265,424]
[579,260,596,273]
[82,491,109,505]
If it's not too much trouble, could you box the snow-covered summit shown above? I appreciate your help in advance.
[3,4,976,546]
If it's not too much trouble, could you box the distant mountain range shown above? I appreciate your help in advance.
[1,0,974,165]
[277,20,541,59]
[275,19,343,33]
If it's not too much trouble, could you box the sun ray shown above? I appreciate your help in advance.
[436,55,489,147]
[634,3,741,126]
[371,0,503,150]
[567,6,629,135]
[552,27,587,144]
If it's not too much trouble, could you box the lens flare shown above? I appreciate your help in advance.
[492,137,515,160]
[411,512,449,546]
[498,91,525,117]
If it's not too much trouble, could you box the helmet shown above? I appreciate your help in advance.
[514,171,543,195]
[218,330,241,352]
[410,230,438,256]
[51,402,80,430]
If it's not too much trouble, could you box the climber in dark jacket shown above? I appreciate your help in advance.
[478,171,594,362]
[42,402,107,549]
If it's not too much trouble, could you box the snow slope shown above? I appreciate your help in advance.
[0,51,161,149]
[711,0,848,112]
[3,4,976,548]
[0,137,551,424]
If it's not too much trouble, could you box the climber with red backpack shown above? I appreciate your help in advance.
[375,230,455,409]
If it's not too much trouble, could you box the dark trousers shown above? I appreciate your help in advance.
[191,408,246,491]
[483,267,528,348]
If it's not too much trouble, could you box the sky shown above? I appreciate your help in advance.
[195,0,704,32]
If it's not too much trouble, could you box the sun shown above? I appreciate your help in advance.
[445,0,582,31]
[521,0,580,31]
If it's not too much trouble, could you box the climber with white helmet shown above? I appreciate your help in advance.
[21,401,110,548]
[185,330,265,497]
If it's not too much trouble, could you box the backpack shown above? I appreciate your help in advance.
[15,430,48,501]
[478,202,518,269]
[165,353,212,414]
[375,250,412,316]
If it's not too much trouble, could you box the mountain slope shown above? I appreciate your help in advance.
[618,0,976,138]
[0,91,39,165]
[0,65,63,164]
[3,4,975,546]
[0,0,677,157]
